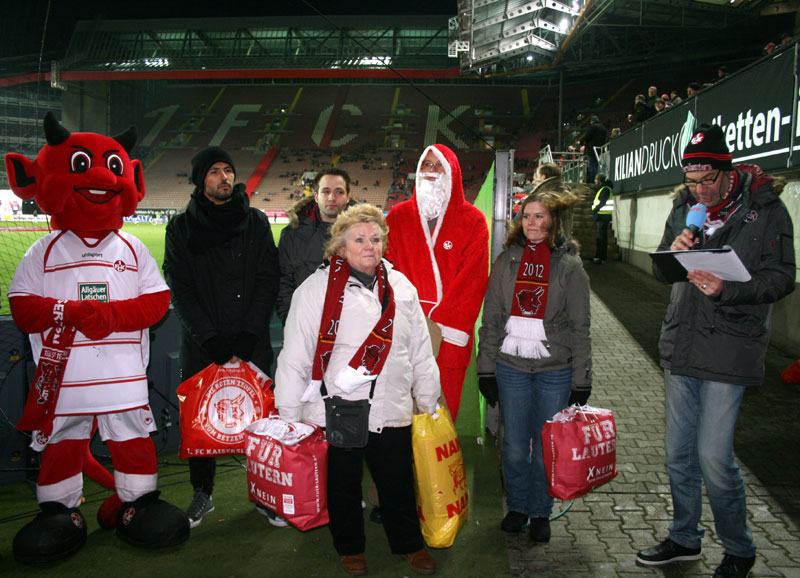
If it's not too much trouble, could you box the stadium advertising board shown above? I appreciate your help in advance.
[611,49,797,193]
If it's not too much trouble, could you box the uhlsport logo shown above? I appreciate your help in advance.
[200,376,263,445]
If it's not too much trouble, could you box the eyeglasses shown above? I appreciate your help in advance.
[421,160,445,172]
[684,170,721,189]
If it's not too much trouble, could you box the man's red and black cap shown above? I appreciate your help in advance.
[682,123,733,172]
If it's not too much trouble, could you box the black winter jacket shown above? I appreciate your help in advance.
[164,203,280,378]
[653,165,795,386]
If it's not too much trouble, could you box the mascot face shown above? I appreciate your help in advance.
[3,112,144,231]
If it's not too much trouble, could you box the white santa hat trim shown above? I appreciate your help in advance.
[500,316,551,359]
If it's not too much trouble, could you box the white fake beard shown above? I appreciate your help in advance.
[416,173,450,220]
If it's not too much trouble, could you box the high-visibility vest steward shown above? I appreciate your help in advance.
[592,186,614,215]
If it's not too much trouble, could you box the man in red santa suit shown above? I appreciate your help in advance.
[5,112,189,564]
[385,144,489,420]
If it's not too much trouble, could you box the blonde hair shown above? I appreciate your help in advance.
[505,177,583,249]
[323,203,389,260]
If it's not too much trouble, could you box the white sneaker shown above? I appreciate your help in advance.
[255,504,289,527]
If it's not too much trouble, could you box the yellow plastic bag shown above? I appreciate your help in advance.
[412,406,468,548]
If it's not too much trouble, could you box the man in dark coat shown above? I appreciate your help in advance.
[276,167,356,323]
[636,124,795,578]
[582,115,607,183]
[163,146,279,528]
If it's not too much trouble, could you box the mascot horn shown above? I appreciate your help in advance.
[5,112,189,564]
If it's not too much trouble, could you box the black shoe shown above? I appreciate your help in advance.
[501,510,527,533]
[369,507,383,524]
[636,538,702,566]
[529,517,551,543]
[116,490,190,549]
[13,502,87,564]
[713,554,756,577]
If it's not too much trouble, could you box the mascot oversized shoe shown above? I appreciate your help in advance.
[116,490,190,548]
[13,502,87,564]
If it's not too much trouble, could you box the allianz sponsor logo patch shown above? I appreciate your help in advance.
[79,283,109,302]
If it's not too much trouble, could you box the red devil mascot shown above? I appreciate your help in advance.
[5,112,189,564]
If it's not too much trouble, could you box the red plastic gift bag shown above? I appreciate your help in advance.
[177,361,274,459]
[245,416,329,531]
[542,405,618,500]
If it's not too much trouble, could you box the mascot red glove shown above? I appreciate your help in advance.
[5,112,189,564]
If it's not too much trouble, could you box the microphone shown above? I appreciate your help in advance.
[685,203,707,246]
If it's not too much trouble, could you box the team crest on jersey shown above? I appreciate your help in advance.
[79,283,109,302]
[35,431,49,446]
[443,240,453,250]
[200,377,264,445]
[113,259,127,272]
[743,210,758,223]
[515,286,545,316]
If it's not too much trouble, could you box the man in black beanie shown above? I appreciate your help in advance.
[637,123,795,577]
[163,146,280,528]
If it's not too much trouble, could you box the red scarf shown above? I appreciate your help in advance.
[501,241,551,359]
[311,255,395,395]
[704,171,742,237]
[18,302,77,441]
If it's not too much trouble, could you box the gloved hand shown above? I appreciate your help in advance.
[63,300,118,340]
[76,301,119,340]
[232,331,259,362]
[478,375,499,407]
[203,335,233,365]
[568,389,591,406]
[62,301,93,327]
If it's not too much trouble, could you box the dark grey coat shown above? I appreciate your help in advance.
[477,239,592,393]
[654,166,795,386]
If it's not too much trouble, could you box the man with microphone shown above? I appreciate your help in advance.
[637,123,795,577]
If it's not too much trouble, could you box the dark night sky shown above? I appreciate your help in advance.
[2,1,458,60]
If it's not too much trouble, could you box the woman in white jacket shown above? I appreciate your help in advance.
[275,204,441,576]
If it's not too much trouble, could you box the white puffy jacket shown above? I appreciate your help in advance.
[275,259,441,433]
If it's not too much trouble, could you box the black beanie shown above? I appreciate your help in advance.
[191,146,235,187]
[681,123,732,172]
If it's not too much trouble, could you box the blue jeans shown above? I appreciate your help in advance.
[664,370,755,557]
[496,363,572,518]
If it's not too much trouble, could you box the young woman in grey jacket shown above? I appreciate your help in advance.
[477,178,592,543]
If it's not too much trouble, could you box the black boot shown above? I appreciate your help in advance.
[13,502,87,564]
[116,490,190,549]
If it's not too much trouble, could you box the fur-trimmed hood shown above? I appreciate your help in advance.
[285,194,358,229]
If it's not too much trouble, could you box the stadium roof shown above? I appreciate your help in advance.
[1,0,794,83]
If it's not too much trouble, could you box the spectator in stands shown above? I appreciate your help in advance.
[646,86,659,109]
[763,42,777,56]
[162,147,280,529]
[277,167,357,323]
[780,31,793,47]
[631,94,653,124]
[582,115,607,183]
[533,162,563,188]
[592,174,614,264]
[687,82,701,98]
[636,123,796,577]
[715,66,729,83]
[610,127,622,139]
[385,144,489,421]
[670,90,683,106]
[654,98,667,114]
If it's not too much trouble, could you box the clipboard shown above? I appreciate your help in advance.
[649,245,751,283]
